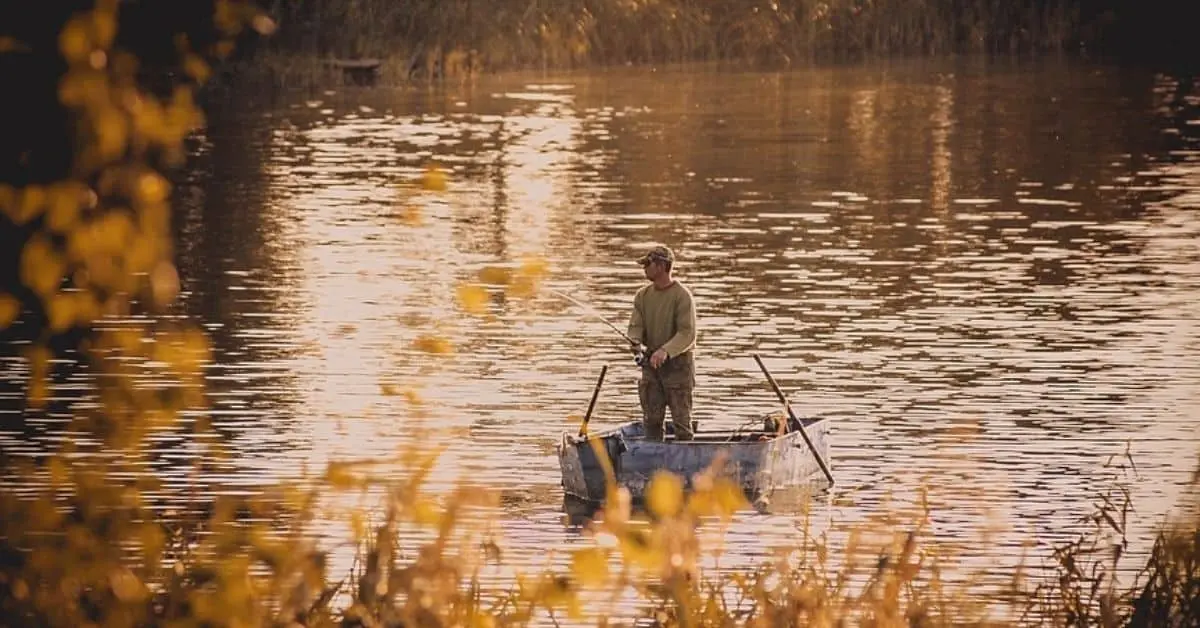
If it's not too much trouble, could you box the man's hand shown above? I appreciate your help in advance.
[649,348,669,368]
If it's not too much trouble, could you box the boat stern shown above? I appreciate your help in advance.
[556,430,627,502]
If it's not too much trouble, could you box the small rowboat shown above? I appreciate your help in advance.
[557,414,832,503]
[556,354,834,504]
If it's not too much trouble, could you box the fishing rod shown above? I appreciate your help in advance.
[546,289,649,365]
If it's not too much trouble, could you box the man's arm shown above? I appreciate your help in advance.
[660,289,697,357]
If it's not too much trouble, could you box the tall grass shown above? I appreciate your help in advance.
[247,0,1096,81]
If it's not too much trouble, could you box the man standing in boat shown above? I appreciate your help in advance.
[627,245,697,442]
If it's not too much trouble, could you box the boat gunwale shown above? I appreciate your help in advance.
[563,415,831,448]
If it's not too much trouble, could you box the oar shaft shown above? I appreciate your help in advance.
[752,354,835,485]
[579,364,608,437]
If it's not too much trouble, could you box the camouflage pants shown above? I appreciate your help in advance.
[638,351,695,441]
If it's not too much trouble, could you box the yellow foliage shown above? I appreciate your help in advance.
[455,282,489,315]
[57,68,109,108]
[569,547,610,587]
[20,236,65,298]
[92,105,129,163]
[58,15,93,64]
[477,265,511,286]
[0,293,19,330]
[422,163,448,191]
[518,255,550,279]
[251,14,278,35]
[136,171,170,204]
[646,470,685,518]
[183,53,211,83]
[46,292,77,333]
[149,260,180,307]
[90,7,118,50]
[350,511,367,542]
[325,463,365,490]
[413,333,454,354]
[45,182,85,233]
[4,184,44,225]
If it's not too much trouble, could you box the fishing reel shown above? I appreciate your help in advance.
[632,344,649,367]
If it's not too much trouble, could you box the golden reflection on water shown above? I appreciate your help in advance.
[2,60,1198,614]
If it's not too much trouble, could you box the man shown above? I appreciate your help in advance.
[626,245,697,441]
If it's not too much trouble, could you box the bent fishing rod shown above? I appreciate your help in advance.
[547,289,639,346]
[547,289,653,366]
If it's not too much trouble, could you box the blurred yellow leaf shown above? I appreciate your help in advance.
[213,40,236,60]
[149,261,180,307]
[58,16,92,63]
[422,163,448,191]
[402,388,423,405]
[380,383,399,396]
[569,547,609,587]
[413,334,453,354]
[46,292,76,333]
[214,0,241,34]
[711,478,750,518]
[58,69,108,108]
[0,293,19,330]
[325,463,362,490]
[136,171,171,204]
[478,266,511,286]
[90,9,117,50]
[157,328,211,376]
[20,236,65,298]
[183,54,211,83]
[94,106,128,161]
[4,185,44,225]
[646,471,684,518]
[455,283,489,315]
[350,511,367,542]
[251,13,278,35]
[45,183,84,233]
[508,274,538,298]
[618,527,663,571]
[24,345,51,409]
[518,255,550,279]
[413,499,441,525]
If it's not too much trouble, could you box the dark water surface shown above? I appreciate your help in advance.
[3,57,1198,615]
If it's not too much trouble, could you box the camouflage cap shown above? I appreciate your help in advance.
[636,245,675,266]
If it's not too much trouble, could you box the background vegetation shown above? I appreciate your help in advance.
[0,0,1197,626]
[243,0,1197,81]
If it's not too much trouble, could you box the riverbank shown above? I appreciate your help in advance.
[211,0,1196,93]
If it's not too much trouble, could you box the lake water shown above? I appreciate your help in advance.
[2,56,1198,618]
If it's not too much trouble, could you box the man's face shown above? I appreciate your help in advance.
[642,259,664,281]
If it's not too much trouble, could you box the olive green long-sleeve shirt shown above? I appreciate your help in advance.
[626,281,696,357]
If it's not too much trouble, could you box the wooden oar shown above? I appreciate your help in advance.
[752,354,835,485]
[578,364,608,437]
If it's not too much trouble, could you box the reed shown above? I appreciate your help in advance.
[238,0,1096,86]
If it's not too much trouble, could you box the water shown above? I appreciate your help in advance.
[2,57,1198,615]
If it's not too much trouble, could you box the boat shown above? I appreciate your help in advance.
[557,413,833,504]
[556,353,835,504]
